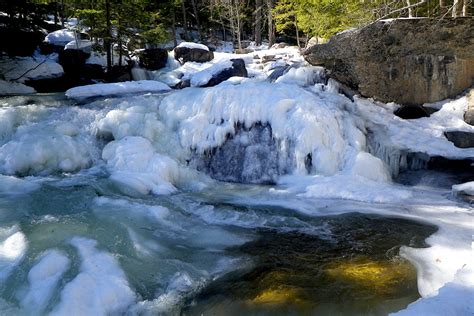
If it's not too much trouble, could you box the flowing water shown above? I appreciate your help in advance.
[0,93,449,315]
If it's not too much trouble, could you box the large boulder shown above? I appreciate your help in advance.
[137,48,168,70]
[303,18,474,105]
[174,42,214,64]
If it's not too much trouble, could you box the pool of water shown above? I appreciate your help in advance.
[0,176,437,315]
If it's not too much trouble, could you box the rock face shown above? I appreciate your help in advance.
[174,46,214,64]
[303,18,474,105]
[138,48,168,70]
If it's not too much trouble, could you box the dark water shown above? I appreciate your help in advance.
[183,213,437,316]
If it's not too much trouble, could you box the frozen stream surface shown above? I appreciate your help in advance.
[0,70,473,315]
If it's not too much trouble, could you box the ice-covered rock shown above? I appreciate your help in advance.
[102,136,188,195]
[0,122,91,176]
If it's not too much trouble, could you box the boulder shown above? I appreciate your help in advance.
[174,44,214,64]
[303,18,474,105]
[394,105,430,119]
[138,48,168,70]
[464,89,474,126]
[58,49,90,75]
[203,59,248,87]
[444,131,474,148]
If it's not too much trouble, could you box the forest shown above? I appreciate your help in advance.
[1,0,472,63]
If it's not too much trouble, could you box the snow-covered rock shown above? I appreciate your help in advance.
[174,42,214,64]
[44,29,76,47]
[0,57,64,83]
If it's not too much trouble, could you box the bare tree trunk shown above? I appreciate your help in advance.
[255,0,262,45]
[105,0,112,75]
[406,0,413,17]
[190,0,202,40]
[266,0,275,47]
[181,0,189,40]
[172,9,178,47]
[294,15,300,48]
[462,0,470,16]
[452,0,464,17]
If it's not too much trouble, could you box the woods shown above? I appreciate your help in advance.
[0,0,472,68]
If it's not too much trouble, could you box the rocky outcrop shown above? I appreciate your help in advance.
[174,45,214,64]
[304,18,474,105]
[137,48,168,70]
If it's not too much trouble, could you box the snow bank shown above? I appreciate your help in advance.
[393,264,474,315]
[0,80,35,95]
[102,136,188,195]
[44,29,75,46]
[52,237,136,315]
[0,122,91,176]
[0,226,27,282]
[356,95,474,160]
[452,181,474,196]
[65,80,171,100]
[0,57,64,83]
[176,42,209,51]
[21,250,70,314]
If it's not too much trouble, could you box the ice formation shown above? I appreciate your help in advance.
[21,250,70,314]
[0,226,27,282]
[51,237,136,315]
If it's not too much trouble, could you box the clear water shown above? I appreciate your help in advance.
[0,94,440,315]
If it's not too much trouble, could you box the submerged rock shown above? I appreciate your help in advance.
[303,18,474,105]
[444,131,474,148]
